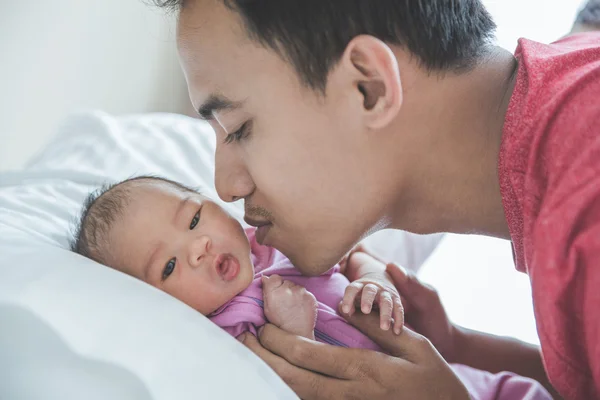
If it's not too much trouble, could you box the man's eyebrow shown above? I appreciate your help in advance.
[197,94,243,121]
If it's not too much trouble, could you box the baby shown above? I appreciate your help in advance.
[71,176,551,399]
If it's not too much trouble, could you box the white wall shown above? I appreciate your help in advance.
[485,0,581,49]
[0,0,190,171]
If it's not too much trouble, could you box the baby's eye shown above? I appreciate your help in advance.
[162,258,176,281]
[190,209,201,230]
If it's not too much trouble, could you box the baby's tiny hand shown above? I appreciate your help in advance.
[341,270,404,334]
[262,275,318,340]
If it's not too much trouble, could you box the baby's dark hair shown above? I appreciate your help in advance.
[70,175,197,264]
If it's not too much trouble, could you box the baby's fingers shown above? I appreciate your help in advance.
[392,297,405,335]
[341,282,364,317]
[360,284,379,314]
[378,291,393,331]
[262,274,284,293]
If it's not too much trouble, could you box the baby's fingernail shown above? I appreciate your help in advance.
[237,333,247,343]
[342,304,350,313]
[258,326,265,336]
[362,306,371,314]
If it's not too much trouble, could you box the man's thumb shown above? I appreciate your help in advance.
[386,263,435,311]
[386,262,410,286]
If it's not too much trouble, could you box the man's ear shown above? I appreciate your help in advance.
[338,35,403,130]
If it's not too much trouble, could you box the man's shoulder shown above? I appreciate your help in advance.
[504,33,600,178]
[500,33,600,267]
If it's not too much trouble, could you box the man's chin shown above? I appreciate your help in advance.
[286,252,340,277]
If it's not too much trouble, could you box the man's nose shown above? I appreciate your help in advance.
[214,146,255,203]
[188,235,211,268]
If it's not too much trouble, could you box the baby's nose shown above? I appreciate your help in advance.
[189,235,211,268]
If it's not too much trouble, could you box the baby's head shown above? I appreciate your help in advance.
[71,176,255,315]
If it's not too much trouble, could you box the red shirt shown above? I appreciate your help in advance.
[499,32,600,399]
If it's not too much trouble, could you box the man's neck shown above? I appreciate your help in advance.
[390,47,517,238]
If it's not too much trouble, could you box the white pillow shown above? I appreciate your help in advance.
[0,111,442,399]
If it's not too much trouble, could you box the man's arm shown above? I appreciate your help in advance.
[452,327,560,398]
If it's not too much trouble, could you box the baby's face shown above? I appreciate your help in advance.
[108,180,254,315]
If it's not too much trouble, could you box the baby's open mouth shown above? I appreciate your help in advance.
[215,253,240,282]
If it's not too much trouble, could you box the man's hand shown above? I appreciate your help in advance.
[384,262,461,362]
[239,313,470,400]
[262,275,318,340]
[385,263,560,397]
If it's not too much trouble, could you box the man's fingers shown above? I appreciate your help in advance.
[360,284,379,314]
[344,310,431,362]
[386,262,410,288]
[378,291,393,331]
[240,332,289,369]
[386,263,438,311]
[258,324,364,380]
[241,332,350,400]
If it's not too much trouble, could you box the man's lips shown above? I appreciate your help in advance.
[254,224,272,245]
[243,215,271,228]
[214,253,240,282]
[244,216,272,245]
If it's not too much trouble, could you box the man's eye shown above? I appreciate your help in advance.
[190,209,201,230]
[224,121,251,144]
[162,258,176,281]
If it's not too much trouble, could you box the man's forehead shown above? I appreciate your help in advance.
[177,2,254,109]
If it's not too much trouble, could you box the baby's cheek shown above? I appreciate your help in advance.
[237,263,255,292]
[190,285,222,316]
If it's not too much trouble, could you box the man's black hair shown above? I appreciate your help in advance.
[153,0,496,91]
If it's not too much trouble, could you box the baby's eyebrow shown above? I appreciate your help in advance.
[173,197,191,225]
[143,243,163,281]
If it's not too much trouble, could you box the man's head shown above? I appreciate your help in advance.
[154,0,496,275]
[72,176,255,315]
